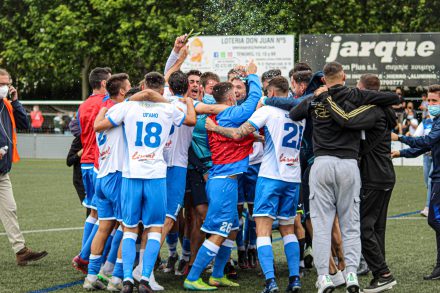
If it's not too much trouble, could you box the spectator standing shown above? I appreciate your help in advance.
[0,68,48,265]
[420,93,429,119]
[30,105,44,132]
[53,113,64,134]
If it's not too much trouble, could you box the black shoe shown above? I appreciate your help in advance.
[424,266,440,280]
[247,248,257,269]
[176,258,189,276]
[122,280,134,293]
[138,279,154,293]
[163,253,179,273]
[224,260,238,280]
[364,274,397,292]
[238,250,249,269]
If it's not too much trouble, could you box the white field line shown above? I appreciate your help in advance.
[0,226,83,236]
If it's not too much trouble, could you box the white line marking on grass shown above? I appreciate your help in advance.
[0,226,83,236]
[388,217,426,220]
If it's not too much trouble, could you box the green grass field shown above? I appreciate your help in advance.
[0,160,437,293]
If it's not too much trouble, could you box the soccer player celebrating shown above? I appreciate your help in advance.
[206,76,304,293]
[73,67,112,274]
[183,61,261,291]
[94,91,196,293]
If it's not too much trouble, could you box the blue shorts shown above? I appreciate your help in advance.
[81,164,98,210]
[95,171,122,221]
[238,163,260,204]
[254,177,300,220]
[166,166,187,221]
[120,177,166,228]
[202,177,239,237]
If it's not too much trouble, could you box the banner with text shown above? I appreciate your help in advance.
[300,33,440,87]
[181,35,294,79]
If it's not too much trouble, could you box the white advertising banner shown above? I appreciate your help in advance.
[181,35,295,79]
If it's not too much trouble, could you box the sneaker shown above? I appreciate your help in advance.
[316,275,335,293]
[208,276,239,287]
[176,259,189,276]
[345,272,360,293]
[286,276,301,292]
[72,255,89,274]
[364,274,397,293]
[163,253,179,273]
[304,246,314,269]
[420,207,429,217]
[107,280,122,292]
[16,247,48,266]
[330,270,346,287]
[138,279,154,293]
[83,278,106,290]
[121,280,134,293]
[424,266,440,280]
[357,257,370,276]
[224,260,238,280]
[261,278,279,293]
[183,278,218,291]
[247,248,258,269]
[149,272,164,291]
[238,250,249,269]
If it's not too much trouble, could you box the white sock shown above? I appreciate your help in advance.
[87,274,98,282]
[102,261,114,274]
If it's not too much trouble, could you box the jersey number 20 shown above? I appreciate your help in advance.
[282,123,303,150]
[135,121,162,147]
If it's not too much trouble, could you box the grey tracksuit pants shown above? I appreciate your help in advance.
[309,156,361,276]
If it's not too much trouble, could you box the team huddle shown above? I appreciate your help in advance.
[70,34,440,293]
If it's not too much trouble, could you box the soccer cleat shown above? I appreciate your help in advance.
[163,253,179,273]
[83,278,106,290]
[304,246,313,269]
[107,280,122,292]
[97,268,111,284]
[286,276,301,292]
[261,278,279,293]
[176,259,189,276]
[149,272,164,291]
[345,272,360,293]
[121,280,134,293]
[184,278,218,291]
[330,270,346,287]
[16,247,48,266]
[238,250,249,269]
[247,248,258,269]
[138,279,154,293]
[364,274,397,293]
[72,255,89,274]
[316,275,335,293]
[224,260,238,280]
[208,276,239,287]
[424,266,440,280]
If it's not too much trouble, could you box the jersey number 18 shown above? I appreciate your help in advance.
[135,121,162,147]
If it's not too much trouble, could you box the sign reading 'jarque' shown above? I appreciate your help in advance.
[300,33,440,87]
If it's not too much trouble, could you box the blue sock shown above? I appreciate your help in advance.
[257,237,275,280]
[212,239,234,278]
[107,227,123,265]
[249,218,257,247]
[236,219,244,250]
[283,234,300,277]
[166,232,179,257]
[113,258,123,279]
[80,221,99,261]
[81,216,97,250]
[141,232,162,280]
[87,254,102,276]
[182,236,191,261]
[122,232,138,282]
[101,232,114,263]
[187,240,220,282]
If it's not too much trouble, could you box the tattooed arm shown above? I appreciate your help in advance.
[205,117,256,140]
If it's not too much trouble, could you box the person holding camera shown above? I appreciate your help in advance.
[0,68,48,265]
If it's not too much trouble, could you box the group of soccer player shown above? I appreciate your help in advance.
[69,34,422,293]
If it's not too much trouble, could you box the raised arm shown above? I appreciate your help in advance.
[128,89,169,103]
[94,107,113,132]
[165,46,188,83]
[164,35,187,75]
[205,117,256,141]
